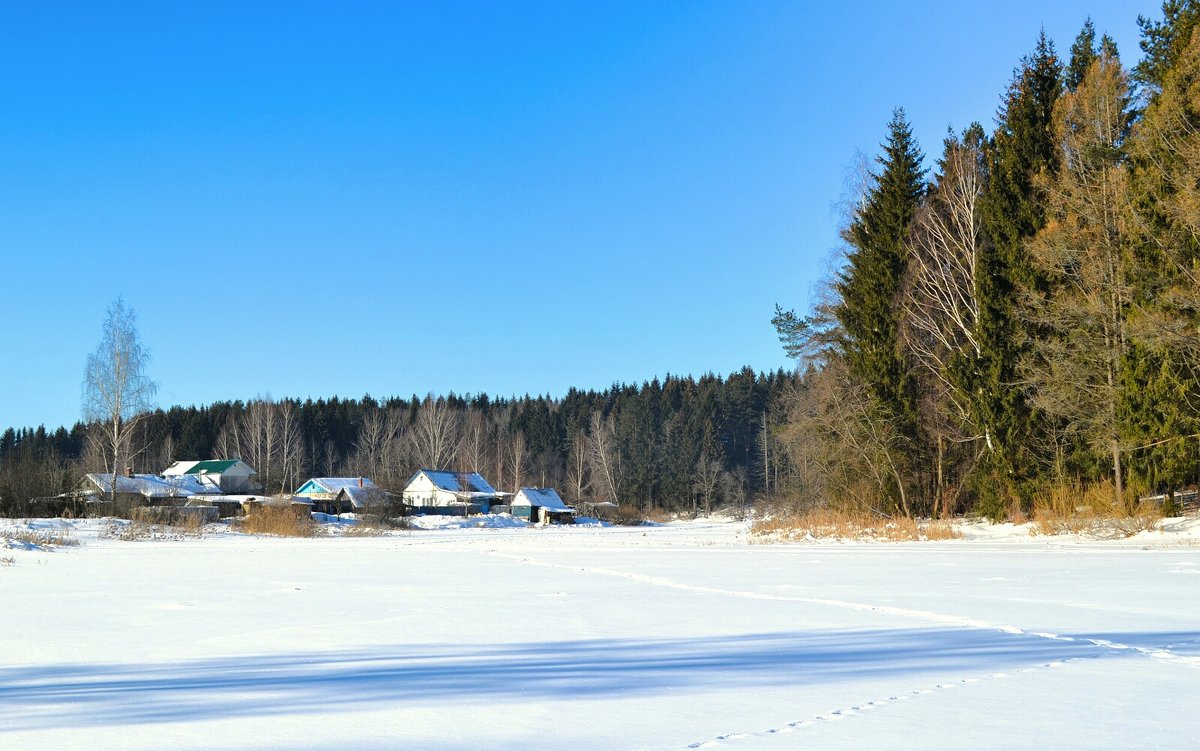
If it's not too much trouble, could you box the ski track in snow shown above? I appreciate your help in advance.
[487,550,1200,749]
[488,550,1200,668]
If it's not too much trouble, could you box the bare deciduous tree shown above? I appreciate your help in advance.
[586,411,622,503]
[411,397,459,470]
[693,449,722,515]
[82,297,157,501]
[565,431,589,502]
[277,400,306,492]
[458,408,488,473]
[506,431,527,491]
[902,131,986,438]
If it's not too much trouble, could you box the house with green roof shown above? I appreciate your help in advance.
[163,459,259,493]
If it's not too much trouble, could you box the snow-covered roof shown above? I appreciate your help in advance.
[162,461,199,476]
[412,470,497,495]
[83,473,222,498]
[163,459,255,477]
[335,485,392,509]
[295,477,377,496]
[513,487,572,511]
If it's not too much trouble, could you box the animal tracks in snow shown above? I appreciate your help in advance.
[682,655,1098,749]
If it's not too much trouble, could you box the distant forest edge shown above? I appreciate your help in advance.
[0,368,797,515]
[772,5,1200,521]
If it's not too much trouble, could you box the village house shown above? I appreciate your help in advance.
[402,469,501,513]
[512,487,575,524]
[75,459,265,518]
[293,477,395,515]
[162,459,259,493]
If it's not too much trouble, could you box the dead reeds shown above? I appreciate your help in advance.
[751,508,961,542]
[1031,480,1162,539]
[236,505,317,537]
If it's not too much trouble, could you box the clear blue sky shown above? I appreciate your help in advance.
[0,0,1159,431]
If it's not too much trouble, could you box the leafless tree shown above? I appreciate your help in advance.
[82,297,157,501]
[586,411,622,503]
[214,414,241,461]
[779,360,912,517]
[277,400,306,492]
[458,408,488,473]
[506,431,527,491]
[411,396,459,470]
[238,399,280,492]
[354,406,403,480]
[902,132,986,440]
[565,431,590,502]
[693,449,722,515]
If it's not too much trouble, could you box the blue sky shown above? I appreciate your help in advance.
[0,1,1160,430]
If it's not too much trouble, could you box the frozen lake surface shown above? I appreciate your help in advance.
[2,517,1199,749]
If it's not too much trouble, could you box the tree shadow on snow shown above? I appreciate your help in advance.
[0,627,1182,730]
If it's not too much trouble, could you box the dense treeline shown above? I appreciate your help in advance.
[0,368,797,515]
[773,3,1200,519]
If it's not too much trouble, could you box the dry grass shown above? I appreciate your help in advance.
[340,522,387,537]
[610,506,672,526]
[0,555,14,567]
[237,506,318,537]
[1031,480,1163,539]
[751,508,962,542]
[2,527,81,548]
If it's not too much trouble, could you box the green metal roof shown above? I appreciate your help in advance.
[184,459,241,474]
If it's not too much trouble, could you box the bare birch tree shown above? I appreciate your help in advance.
[277,400,306,492]
[411,397,459,470]
[507,431,527,491]
[354,407,402,480]
[565,431,590,502]
[586,411,622,503]
[239,399,280,492]
[694,450,722,515]
[458,408,488,473]
[82,297,157,501]
[902,128,987,439]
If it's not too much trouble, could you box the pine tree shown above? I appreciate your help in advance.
[1135,0,1200,95]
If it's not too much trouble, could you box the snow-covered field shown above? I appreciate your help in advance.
[3,516,1199,750]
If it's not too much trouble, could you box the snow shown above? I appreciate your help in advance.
[416,469,497,494]
[86,472,222,497]
[513,487,572,511]
[1,516,1198,749]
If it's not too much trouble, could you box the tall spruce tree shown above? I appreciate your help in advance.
[833,109,926,507]
[1066,19,1098,92]
[975,32,1062,513]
